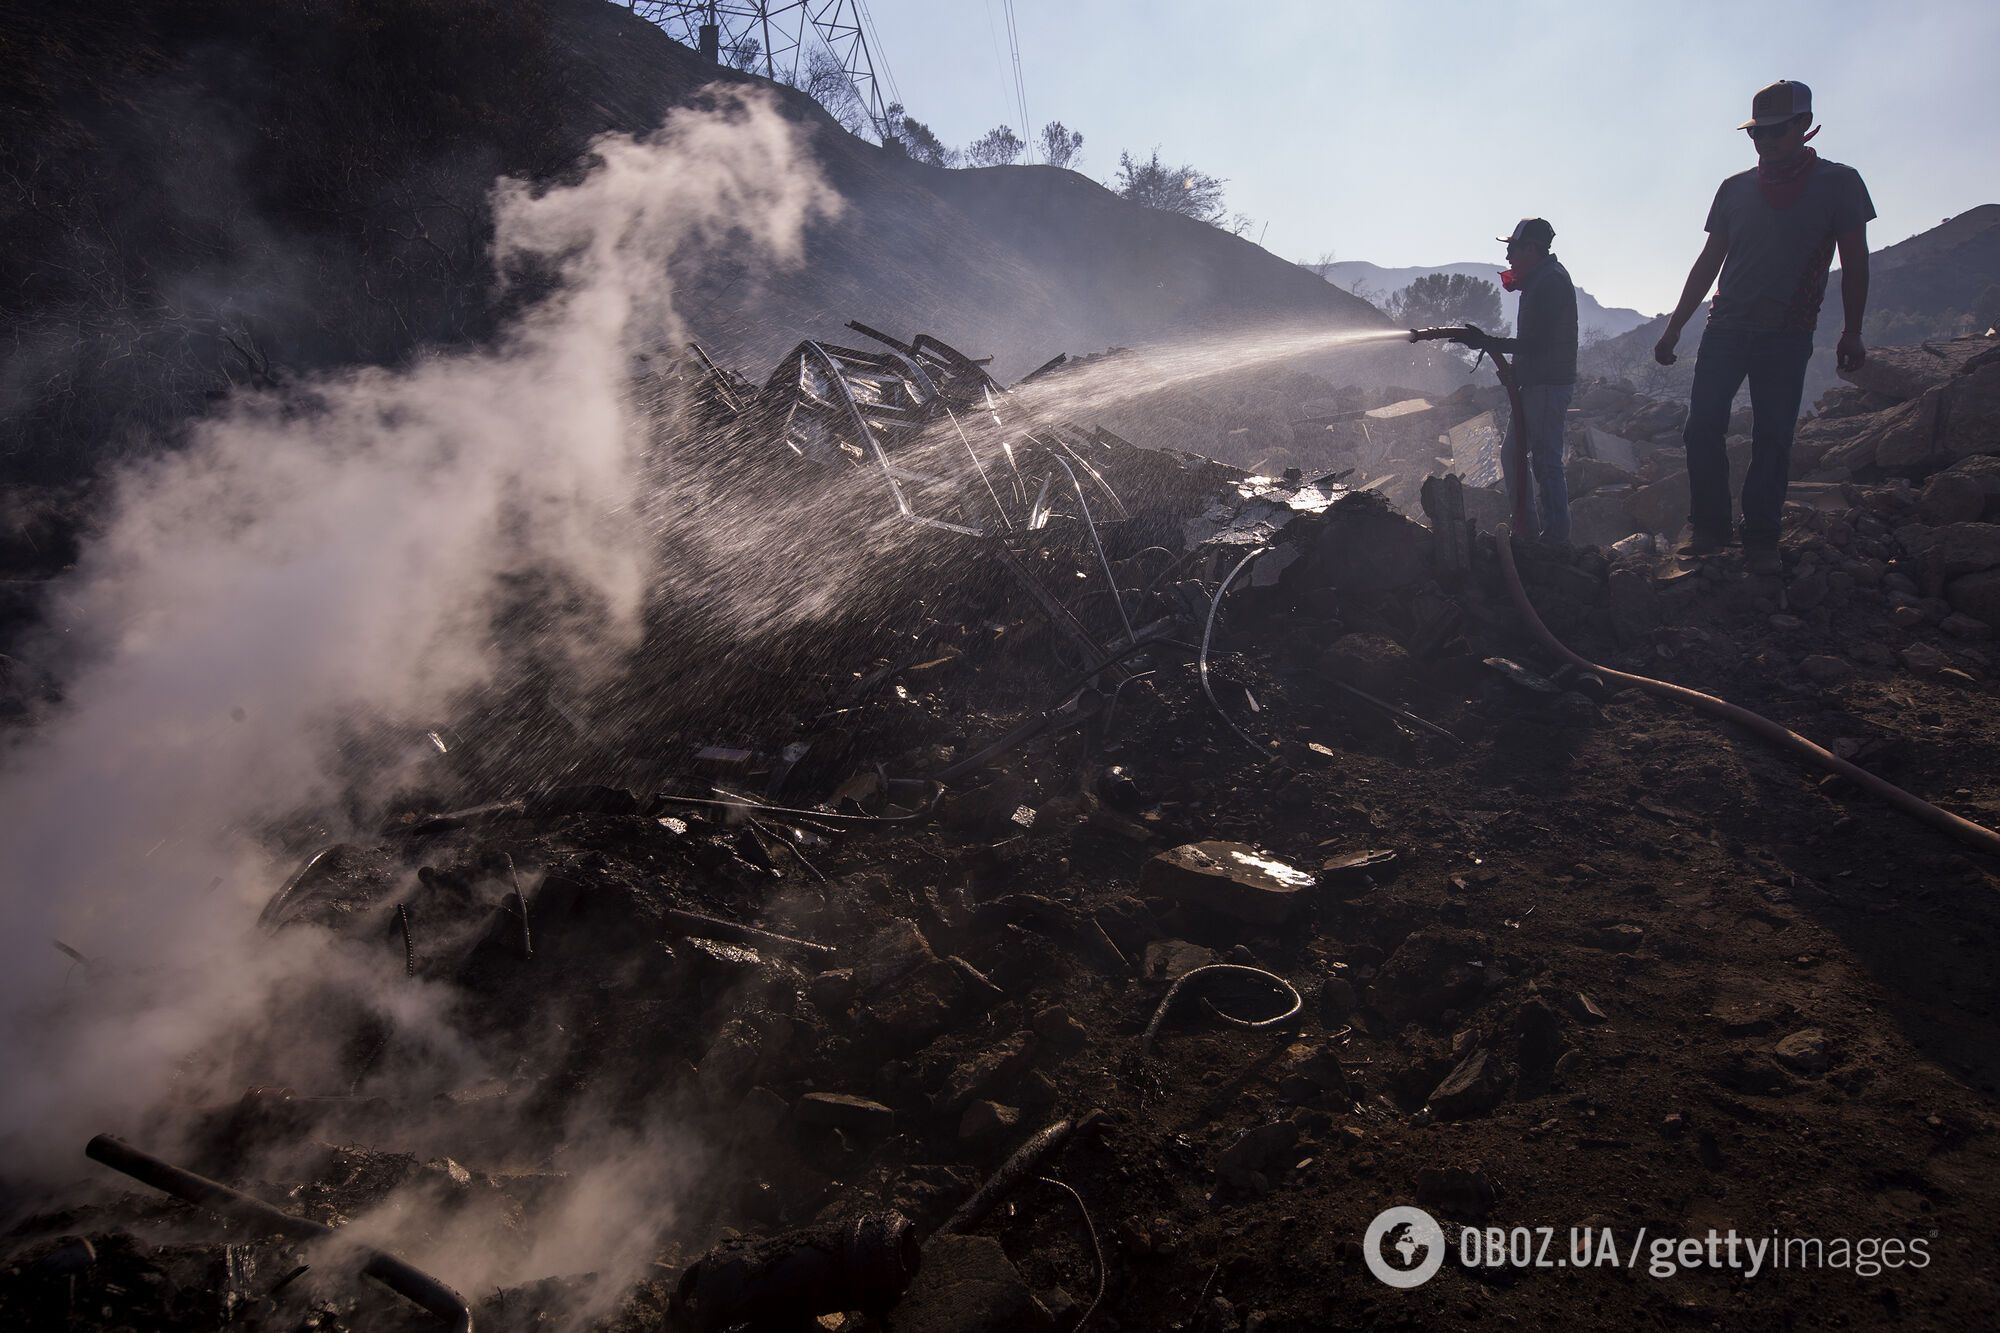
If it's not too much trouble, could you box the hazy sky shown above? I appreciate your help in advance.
[861,0,2000,313]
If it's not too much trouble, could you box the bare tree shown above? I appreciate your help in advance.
[1114,149,1227,226]
[1039,121,1084,170]
[966,125,1025,167]
[786,48,865,136]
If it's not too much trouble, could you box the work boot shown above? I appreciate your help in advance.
[1743,545,1783,575]
[1676,529,1732,558]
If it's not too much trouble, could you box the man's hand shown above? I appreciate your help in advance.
[1654,328,1680,366]
[1837,330,1866,373]
[1454,326,1490,352]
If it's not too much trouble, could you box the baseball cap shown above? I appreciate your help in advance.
[1497,218,1555,247]
[1739,80,1812,129]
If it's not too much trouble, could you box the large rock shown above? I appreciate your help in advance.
[1626,397,1688,440]
[1565,455,1636,498]
[888,1235,1052,1333]
[1626,470,1691,536]
[1947,569,2000,626]
[1860,387,1946,470]
[1427,1047,1507,1120]
[1607,566,1658,643]
[1568,491,1640,548]
[1838,359,2000,472]
[1941,359,2000,463]
[1838,337,2000,402]
[1320,633,1410,694]
[1141,842,1317,925]
[1921,471,1988,525]
[1311,496,1435,590]
[1909,522,2000,576]
[1945,454,2000,508]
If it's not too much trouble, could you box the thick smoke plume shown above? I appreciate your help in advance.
[0,87,839,1304]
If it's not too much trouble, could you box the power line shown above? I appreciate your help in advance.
[1002,0,1033,162]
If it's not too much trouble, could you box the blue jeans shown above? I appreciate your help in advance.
[1503,383,1575,543]
[1682,326,1814,545]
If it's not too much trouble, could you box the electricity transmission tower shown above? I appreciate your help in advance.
[626,3,901,142]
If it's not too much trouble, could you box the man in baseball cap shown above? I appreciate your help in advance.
[1653,80,1875,573]
[1461,217,1578,542]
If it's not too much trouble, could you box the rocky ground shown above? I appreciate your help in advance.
[3,337,1999,1332]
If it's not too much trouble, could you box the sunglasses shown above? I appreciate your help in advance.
[1746,121,1796,140]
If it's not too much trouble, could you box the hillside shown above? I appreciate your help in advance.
[1581,203,2000,400]
[0,0,1407,484]
[1318,259,1649,341]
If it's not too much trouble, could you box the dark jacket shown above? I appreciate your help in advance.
[1487,255,1577,387]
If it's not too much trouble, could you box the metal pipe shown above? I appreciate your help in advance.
[662,908,838,958]
[1494,526,2000,857]
[84,1135,472,1332]
[258,843,351,930]
[1199,546,1271,756]
[654,782,944,829]
[1041,449,1136,645]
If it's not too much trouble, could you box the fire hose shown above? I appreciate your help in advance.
[1494,528,2000,859]
[1410,325,1531,534]
[84,1135,473,1332]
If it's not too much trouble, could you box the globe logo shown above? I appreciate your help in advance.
[1363,1205,1446,1288]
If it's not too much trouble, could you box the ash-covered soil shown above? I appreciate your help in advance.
[5,444,1998,1331]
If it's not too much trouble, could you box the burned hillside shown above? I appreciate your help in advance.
[0,0,1419,488]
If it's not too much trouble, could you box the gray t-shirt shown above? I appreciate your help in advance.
[1705,157,1875,333]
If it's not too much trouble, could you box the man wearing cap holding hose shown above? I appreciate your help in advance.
[1655,80,1874,573]
[1461,218,1579,544]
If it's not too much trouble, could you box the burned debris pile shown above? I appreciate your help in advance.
[6,328,2000,1332]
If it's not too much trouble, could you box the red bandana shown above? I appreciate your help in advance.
[1756,129,1820,210]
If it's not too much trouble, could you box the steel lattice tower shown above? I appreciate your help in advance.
[626,2,899,142]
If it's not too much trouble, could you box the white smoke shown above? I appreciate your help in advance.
[0,83,841,1219]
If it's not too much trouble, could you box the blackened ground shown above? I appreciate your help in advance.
[5,506,1998,1332]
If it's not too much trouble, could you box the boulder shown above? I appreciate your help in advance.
[1427,1047,1507,1120]
[1627,397,1688,439]
[1141,938,1218,981]
[1141,842,1317,925]
[1945,454,2000,508]
[1863,388,1946,470]
[1568,491,1640,548]
[1940,359,2000,463]
[1320,633,1410,695]
[1800,654,1854,685]
[888,1235,1053,1333]
[1946,569,2000,626]
[1920,471,1988,525]
[1838,337,2000,402]
[1415,1165,1498,1222]
[1312,497,1435,590]
[1566,455,1636,498]
[1216,1120,1300,1191]
[1908,522,2000,576]
[1582,425,1640,471]
[1627,470,1691,535]
[1773,1028,1833,1076]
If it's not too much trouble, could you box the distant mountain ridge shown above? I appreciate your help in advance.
[1316,260,1650,341]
